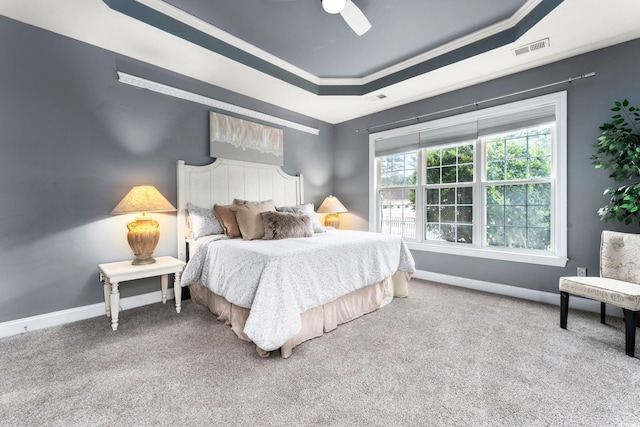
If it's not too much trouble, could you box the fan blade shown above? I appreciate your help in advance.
[340,1,371,36]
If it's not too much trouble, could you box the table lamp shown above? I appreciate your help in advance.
[111,185,176,265]
[317,195,348,228]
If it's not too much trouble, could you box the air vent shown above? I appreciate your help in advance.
[369,93,388,102]
[512,38,550,56]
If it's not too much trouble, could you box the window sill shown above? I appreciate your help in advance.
[404,241,568,267]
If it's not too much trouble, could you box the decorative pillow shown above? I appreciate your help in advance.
[261,211,314,240]
[186,203,224,239]
[277,203,325,233]
[231,200,276,240]
[213,204,242,238]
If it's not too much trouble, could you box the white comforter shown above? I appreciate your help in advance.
[181,229,415,351]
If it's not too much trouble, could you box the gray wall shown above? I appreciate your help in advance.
[2,13,639,323]
[0,17,334,322]
[333,38,640,294]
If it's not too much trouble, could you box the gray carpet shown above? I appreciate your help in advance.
[1,279,639,426]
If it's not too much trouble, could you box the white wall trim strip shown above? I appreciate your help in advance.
[117,72,320,135]
[0,289,175,339]
[412,269,623,318]
[0,271,620,340]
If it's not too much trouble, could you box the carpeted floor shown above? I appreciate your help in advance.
[1,279,639,426]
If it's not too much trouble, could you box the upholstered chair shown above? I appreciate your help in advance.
[559,230,640,357]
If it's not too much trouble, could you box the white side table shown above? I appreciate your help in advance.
[98,256,186,331]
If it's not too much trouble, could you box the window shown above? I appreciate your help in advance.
[378,151,417,238]
[370,92,567,267]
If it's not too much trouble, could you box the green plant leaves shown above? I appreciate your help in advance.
[591,100,640,224]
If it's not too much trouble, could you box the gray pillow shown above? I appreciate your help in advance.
[276,203,325,233]
[187,203,224,239]
[261,211,314,240]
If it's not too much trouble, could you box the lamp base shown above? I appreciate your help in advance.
[127,216,159,265]
[131,254,156,265]
[323,213,341,229]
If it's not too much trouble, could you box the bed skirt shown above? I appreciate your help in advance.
[189,271,409,358]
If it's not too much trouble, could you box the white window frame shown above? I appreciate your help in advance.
[369,92,567,267]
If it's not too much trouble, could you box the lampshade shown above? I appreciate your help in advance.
[317,195,348,229]
[111,185,176,214]
[112,185,176,265]
[322,0,346,14]
[317,195,348,214]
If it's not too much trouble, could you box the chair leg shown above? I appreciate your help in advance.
[560,291,569,329]
[601,302,606,324]
[623,309,637,357]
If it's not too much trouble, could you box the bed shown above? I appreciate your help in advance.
[176,158,415,358]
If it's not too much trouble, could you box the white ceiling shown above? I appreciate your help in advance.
[2,0,640,124]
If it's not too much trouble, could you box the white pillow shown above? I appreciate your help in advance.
[187,203,224,239]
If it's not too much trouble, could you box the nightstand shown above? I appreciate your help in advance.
[98,256,186,331]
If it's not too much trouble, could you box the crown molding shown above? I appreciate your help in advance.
[104,0,564,95]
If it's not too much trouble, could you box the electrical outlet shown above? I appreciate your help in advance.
[577,267,587,277]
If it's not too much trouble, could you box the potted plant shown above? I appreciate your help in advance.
[591,100,640,225]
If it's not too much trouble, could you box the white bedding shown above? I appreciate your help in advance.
[181,229,415,351]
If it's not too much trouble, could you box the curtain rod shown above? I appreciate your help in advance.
[356,72,596,134]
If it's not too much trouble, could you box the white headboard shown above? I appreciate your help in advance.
[176,158,304,261]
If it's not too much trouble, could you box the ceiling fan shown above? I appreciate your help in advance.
[321,0,372,36]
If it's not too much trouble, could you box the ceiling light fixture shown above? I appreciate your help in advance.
[322,0,346,14]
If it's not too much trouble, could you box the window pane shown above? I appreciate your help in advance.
[527,227,551,250]
[441,206,455,223]
[486,205,504,226]
[486,186,503,205]
[426,188,439,204]
[426,223,440,240]
[529,156,551,178]
[457,225,473,244]
[458,206,473,223]
[506,159,527,180]
[528,128,552,156]
[505,205,526,226]
[487,161,504,181]
[484,125,554,182]
[527,183,551,204]
[426,168,441,184]
[458,164,473,182]
[505,185,526,205]
[424,186,473,245]
[486,226,504,246]
[506,137,527,159]
[379,188,416,239]
[485,183,551,251]
[426,149,440,167]
[440,224,455,242]
[424,142,475,187]
[426,206,439,222]
[486,139,504,162]
[505,227,527,248]
[458,145,474,163]
[441,187,456,204]
[528,206,550,227]
[457,187,473,204]
[442,148,457,166]
[378,151,417,186]
[442,166,457,183]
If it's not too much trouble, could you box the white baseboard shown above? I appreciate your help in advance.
[0,271,623,340]
[412,270,624,318]
[0,289,175,339]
